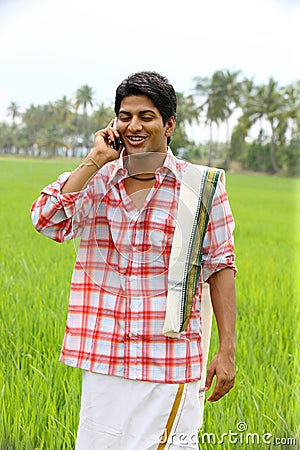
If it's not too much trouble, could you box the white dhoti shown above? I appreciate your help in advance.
[75,371,204,450]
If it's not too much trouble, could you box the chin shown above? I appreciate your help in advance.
[125,146,149,156]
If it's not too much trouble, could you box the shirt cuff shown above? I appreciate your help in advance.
[202,241,237,282]
[41,171,82,218]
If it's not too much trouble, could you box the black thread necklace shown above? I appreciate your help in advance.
[125,159,156,181]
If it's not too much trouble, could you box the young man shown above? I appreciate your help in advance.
[31,71,236,449]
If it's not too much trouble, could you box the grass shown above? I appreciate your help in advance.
[202,174,299,449]
[0,158,299,449]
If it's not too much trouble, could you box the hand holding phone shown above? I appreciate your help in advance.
[90,118,122,167]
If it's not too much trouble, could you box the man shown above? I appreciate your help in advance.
[31,71,236,449]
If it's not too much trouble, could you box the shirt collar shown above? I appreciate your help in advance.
[107,147,182,185]
[107,150,127,185]
[159,147,181,180]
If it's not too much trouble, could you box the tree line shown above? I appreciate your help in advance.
[1,69,299,175]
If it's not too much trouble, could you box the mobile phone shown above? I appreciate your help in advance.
[112,118,122,150]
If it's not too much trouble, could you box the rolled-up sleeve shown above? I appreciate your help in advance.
[31,172,94,242]
[201,180,237,282]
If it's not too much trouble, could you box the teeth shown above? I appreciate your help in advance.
[130,137,143,141]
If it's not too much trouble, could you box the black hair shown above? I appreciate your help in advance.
[114,71,177,126]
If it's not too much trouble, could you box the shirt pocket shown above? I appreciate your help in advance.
[148,216,175,252]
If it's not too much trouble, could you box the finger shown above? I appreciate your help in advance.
[205,365,215,391]
[107,129,121,150]
[106,122,120,137]
[93,129,116,153]
[95,127,114,148]
[207,377,235,402]
[94,130,106,145]
[207,380,226,402]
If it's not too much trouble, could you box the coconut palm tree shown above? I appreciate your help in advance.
[53,96,76,156]
[92,102,115,131]
[55,96,73,124]
[36,124,71,158]
[6,101,22,153]
[74,85,95,155]
[194,73,227,165]
[216,70,242,167]
[170,92,200,155]
[74,85,95,115]
[241,78,288,173]
[176,91,200,128]
[283,81,300,140]
[7,101,21,126]
[0,123,14,153]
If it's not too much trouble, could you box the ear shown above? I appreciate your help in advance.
[165,116,176,137]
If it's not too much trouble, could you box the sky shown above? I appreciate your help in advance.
[0,0,299,124]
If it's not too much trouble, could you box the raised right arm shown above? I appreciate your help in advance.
[31,120,122,242]
[61,120,122,194]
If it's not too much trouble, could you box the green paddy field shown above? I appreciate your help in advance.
[0,158,299,449]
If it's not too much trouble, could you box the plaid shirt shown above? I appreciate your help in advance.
[31,149,236,383]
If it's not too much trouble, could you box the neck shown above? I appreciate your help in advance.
[124,151,167,177]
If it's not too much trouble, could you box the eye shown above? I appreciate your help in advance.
[119,116,131,122]
[141,116,154,121]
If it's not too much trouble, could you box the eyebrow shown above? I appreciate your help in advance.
[119,109,157,115]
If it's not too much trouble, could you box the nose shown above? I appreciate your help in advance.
[128,116,142,132]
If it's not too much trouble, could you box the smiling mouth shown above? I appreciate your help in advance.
[126,136,146,144]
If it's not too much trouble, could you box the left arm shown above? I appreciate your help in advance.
[201,177,237,402]
[205,267,236,402]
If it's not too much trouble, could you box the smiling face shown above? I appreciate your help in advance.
[116,95,175,155]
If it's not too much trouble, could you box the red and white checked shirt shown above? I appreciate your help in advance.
[31,149,236,383]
